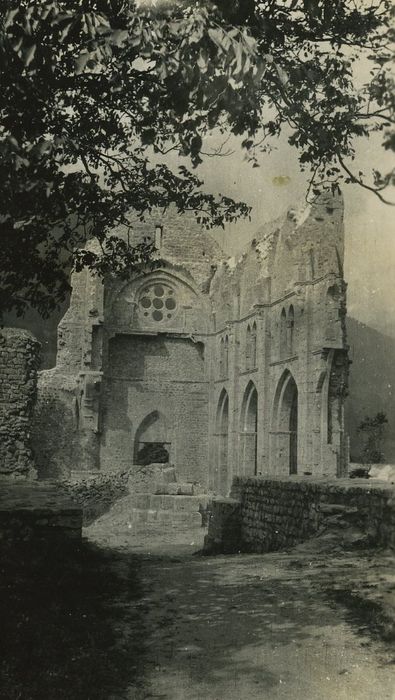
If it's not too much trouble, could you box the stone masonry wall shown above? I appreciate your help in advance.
[205,476,395,553]
[0,328,40,478]
[57,470,129,525]
[205,193,348,487]
[101,335,209,484]
[32,371,83,479]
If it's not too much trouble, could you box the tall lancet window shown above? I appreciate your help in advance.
[251,322,257,368]
[287,306,295,355]
[280,308,287,358]
[154,225,163,251]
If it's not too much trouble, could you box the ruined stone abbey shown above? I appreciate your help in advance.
[32,192,349,492]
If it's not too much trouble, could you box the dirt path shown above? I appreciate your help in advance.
[84,513,395,700]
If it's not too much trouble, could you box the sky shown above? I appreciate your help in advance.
[130,3,395,338]
[188,129,395,339]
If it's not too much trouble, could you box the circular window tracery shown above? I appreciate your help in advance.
[138,283,178,323]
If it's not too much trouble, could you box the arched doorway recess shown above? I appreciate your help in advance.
[273,371,298,474]
[239,381,258,475]
[215,389,229,495]
[134,410,170,465]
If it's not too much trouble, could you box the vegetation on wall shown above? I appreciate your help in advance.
[1,0,393,317]
[357,411,388,464]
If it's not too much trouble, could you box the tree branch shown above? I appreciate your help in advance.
[338,155,395,205]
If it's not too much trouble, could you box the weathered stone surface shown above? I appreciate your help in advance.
[167,483,182,495]
[0,479,82,547]
[58,469,129,525]
[100,486,210,530]
[206,477,395,554]
[204,497,242,553]
[31,196,349,490]
[0,328,40,478]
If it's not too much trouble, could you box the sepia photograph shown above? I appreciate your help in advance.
[0,1,394,698]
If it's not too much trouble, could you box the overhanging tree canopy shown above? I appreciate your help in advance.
[0,0,393,317]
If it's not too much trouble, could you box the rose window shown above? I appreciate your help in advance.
[139,284,177,322]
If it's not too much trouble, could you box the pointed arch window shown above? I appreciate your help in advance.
[239,381,258,475]
[219,337,224,378]
[223,335,229,377]
[272,370,298,474]
[280,308,287,358]
[219,335,229,378]
[215,389,229,495]
[251,321,257,368]
[246,324,252,369]
[287,306,295,355]
[246,322,257,370]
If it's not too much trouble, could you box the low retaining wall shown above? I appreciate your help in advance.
[0,479,82,550]
[205,476,395,554]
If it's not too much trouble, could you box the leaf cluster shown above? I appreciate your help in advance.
[0,0,393,316]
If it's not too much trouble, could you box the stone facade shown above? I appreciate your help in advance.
[0,328,40,478]
[33,194,349,491]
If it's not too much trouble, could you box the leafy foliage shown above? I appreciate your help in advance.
[357,411,388,464]
[0,0,393,316]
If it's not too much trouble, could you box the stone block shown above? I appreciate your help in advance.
[131,493,151,509]
[189,512,203,527]
[153,482,168,495]
[167,483,181,495]
[159,495,175,510]
[150,495,163,510]
[177,483,194,496]
[161,467,177,483]
[173,495,202,512]
[172,511,202,526]
[156,510,173,523]
[132,508,148,522]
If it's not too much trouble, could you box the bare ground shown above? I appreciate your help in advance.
[1,505,394,700]
[86,507,395,700]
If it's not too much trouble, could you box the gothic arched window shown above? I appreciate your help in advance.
[280,308,287,358]
[251,322,257,368]
[224,335,229,377]
[287,306,295,355]
[246,325,251,369]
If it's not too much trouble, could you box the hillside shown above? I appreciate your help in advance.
[346,317,395,463]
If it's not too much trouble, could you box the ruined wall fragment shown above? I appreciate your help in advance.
[0,328,40,478]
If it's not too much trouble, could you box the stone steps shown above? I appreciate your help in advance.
[131,507,202,528]
[131,493,209,528]
[131,493,209,510]
[153,482,198,496]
